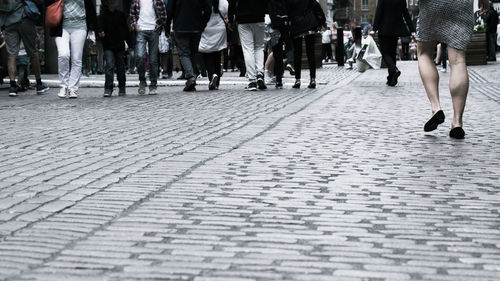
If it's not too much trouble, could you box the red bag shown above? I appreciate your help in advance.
[45,0,64,28]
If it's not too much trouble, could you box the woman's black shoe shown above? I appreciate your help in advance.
[308,79,316,89]
[449,127,465,139]
[388,70,401,86]
[292,80,301,89]
[424,110,445,132]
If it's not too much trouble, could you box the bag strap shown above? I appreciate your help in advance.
[217,8,226,26]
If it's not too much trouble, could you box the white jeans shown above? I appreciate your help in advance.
[55,28,87,92]
[238,23,265,82]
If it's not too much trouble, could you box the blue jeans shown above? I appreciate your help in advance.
[104,50,126,91]
[175,32,202,82]
[135,30,159,87]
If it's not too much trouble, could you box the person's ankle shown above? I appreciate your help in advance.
[10,80,16,88]
[36,79,42,86]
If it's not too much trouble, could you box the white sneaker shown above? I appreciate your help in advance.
[440,68,447,73]
[68,90,78,99]
[58,87,67,98]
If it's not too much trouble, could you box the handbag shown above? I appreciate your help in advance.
[23,0,40,21]
[45,0,64,28]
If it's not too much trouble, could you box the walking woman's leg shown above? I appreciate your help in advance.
[418,41,441,114]
[55,29,71,89]
[305,34,316,79]
[68,29,87,94]
[447,47,469,129]
[293,37,302,81]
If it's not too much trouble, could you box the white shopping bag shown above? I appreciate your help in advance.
[360,35,382,70]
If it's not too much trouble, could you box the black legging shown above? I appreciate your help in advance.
[293,34,316,80]
[378,35,399,76]
[202,51,222,81]
[272,32,288,84]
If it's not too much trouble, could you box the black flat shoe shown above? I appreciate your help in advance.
[449,127,465,139]
[388,70,401,87]
[308,79,316,89]
[424,110,445,132]
[292,80,301,89]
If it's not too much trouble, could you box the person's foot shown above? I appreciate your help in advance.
[138,80,147,95]
[275,82,283,89]
[308,79,316,89]
[292,80,301,89]
[118,87,126,96]
[209,75,219,90]
[388,70,401,87]
[245,82,258,91]
[257,74,267,90]
[9,86,18,97]
[36,83,50,94]
[68,90,78,99]
[58,87,67,98]
[149,87,158,95]
[424,110,445,132]
[183,80,196,92]
[103,89,112,97]
[449,127,465,139]
[286,64,295,76]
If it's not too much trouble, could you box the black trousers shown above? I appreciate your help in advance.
[322,43,333,60]
[202,51,222,81]
[293,34,316,80]
[272,32,288,84]
[379,35,399,76]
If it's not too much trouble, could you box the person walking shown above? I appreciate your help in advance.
[47,0,96,99]
[373,0,414,87]
[199,0,228,90]
[268,0,289,89]
[483,2,499,61]
[166,0,211,92]
[285,0,326,89]
[228,0,269,91]
[0,0,49,97]
[130,0,167,95]
[97,0,130,97]
[417,0,474,139]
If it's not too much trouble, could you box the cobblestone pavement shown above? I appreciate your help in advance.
[0,62,499,281]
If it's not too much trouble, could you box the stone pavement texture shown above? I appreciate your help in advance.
[0,62,499,281]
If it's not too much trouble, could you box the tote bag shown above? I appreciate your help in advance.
[45,0,64,28]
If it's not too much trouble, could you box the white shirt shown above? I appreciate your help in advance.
[199,0,229,53]
[138,0,156,31]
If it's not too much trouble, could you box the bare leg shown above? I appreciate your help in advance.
[30,55,42,81]
[447,47,469,128]
[418,41,441,114]
[435,43,441,65]
[8,58,16,81]
[265,52,274,76]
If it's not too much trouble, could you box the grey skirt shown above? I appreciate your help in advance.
[416,0,474,50]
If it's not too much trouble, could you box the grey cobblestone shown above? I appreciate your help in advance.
[0,63,499,280]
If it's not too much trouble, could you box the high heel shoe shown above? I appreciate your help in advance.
[449,127,465,139]
[308,79,316,89]
[292,80,301,89]
[424,110,445,132]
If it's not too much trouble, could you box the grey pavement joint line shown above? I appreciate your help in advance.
[3,73,361,280]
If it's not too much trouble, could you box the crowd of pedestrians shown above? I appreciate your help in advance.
[0,0,498,139]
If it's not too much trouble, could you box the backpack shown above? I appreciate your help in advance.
[0,0,17,12]
[269,0,290,32]
[23,0,40,21]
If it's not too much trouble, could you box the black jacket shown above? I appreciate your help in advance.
[96,8,130,51]
[373,0,414,37]
[285,0,326,37]
[228,0,269,24]
[45,0,97,37]
[166,0,211,33]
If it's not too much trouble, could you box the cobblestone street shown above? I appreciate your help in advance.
[0,62,499,281]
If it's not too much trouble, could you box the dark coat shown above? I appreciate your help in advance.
[373,0,414,37]
[285,0,326,37]
[166,0,211,33]
[45,0,97,37]
[96,8,130,51]
[228,0,269,24]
